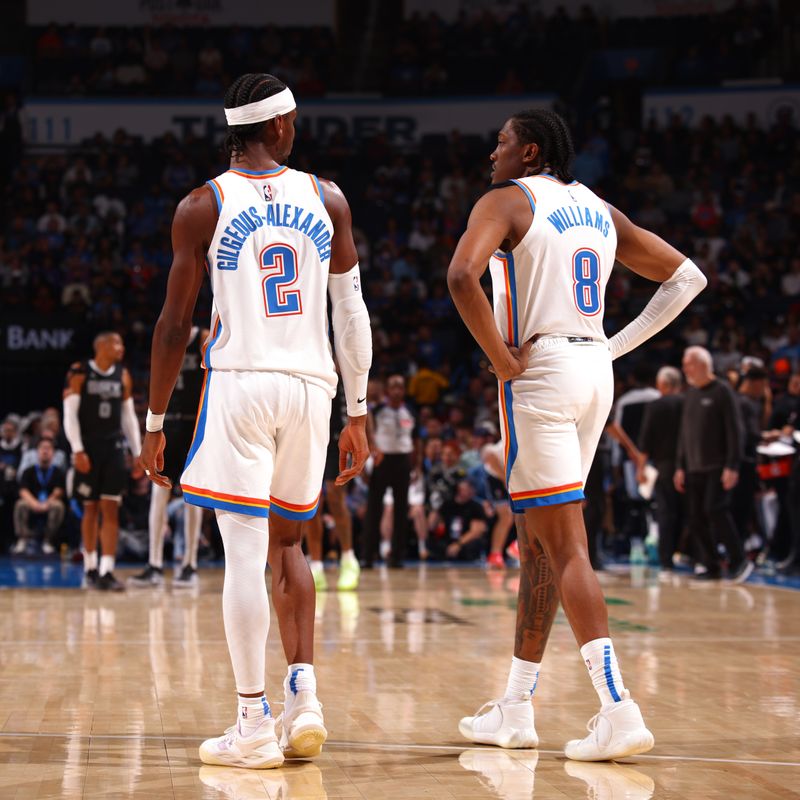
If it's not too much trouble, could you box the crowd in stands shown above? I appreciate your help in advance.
[3,4,800,572]
[28,2,784,97]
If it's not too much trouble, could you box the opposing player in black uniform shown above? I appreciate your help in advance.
[130,326,208,588]
[63,332,142,591]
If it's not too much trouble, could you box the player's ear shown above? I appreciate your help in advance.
[522,142,539,166]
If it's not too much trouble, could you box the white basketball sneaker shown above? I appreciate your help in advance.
[279,678,327,758]
[458,695,539,749]
[564,691,654,762]
[199,716,284,769]
[564,761,655,799]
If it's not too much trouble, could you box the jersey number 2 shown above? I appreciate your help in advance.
[572,248,601,316]
[260,243,302,317]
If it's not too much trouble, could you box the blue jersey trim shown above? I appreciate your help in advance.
[269,498,321,521]
[206,180,222,213]
[311,174,324,204]
[203,320,223,369]
[182,490,270,518]
[510,179,536,214]
[510,488,585,512]
[228,166,287,176]
[503,382,519,493]
[506,252,519,348]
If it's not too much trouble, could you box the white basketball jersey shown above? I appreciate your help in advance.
[488,174,618,346]
[202,165,336,397]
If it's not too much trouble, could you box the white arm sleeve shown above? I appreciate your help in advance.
[63,393,84,454]
[328,263,372,417]
[121,396,142,457]
[609,259,707,361]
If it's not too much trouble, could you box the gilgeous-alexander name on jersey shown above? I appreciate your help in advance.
[202,166,337,397]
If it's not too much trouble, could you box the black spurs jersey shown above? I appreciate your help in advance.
[77,360,124,444]
[165,327,205,425]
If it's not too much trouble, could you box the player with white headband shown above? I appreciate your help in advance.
[140,73,372,769]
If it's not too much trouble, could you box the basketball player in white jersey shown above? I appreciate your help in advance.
[449,109,706,761]
[139,73,371,769]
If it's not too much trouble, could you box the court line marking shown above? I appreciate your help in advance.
[0,731,797,768]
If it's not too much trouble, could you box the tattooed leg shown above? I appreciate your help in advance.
[523,502,610,647]
[514,512,560,662]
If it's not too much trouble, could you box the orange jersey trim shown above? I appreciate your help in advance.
[511,482,583,500]
[228,167,289,178]
[182,484,270,509]
[270,493,321,513]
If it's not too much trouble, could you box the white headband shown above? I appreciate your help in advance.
[224,87,296,126]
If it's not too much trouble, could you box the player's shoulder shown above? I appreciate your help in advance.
[66,360,87,380]
[475,181,532,213]
[175,184,219,220]
[316,176,348,205]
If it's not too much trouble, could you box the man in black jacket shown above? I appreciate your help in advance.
[769,372,800,573]
[637,366,684,570]
[675,347,751,582]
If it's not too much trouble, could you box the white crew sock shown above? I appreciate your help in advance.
[83,549,98,572]
[99,554,115,576]
[580,637,627,706]
[238,694,271,736]
[216,510,270,695]
[286,663,317,696]
[504,656,540,700]
[341,549,356,563]
[183,502,202,569]
[148,484,170,568]
[310,559,324,572]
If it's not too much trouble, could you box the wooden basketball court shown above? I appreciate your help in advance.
[0,565,798,799]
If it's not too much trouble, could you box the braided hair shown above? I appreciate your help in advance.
[223,73,287,160]
[509,109,575,183]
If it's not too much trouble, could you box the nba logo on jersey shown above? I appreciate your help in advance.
[263,184,273,202]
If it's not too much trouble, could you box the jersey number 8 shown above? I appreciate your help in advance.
[260,243,303,317]
[572,248,602,316]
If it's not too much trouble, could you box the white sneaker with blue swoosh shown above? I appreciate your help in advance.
[564,691,654,761]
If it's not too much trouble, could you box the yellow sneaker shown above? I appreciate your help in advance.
[311,563,328,592]
[337,554,360,591]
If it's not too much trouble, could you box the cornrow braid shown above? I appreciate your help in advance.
[509,109,576,183]
[223,73,287,160]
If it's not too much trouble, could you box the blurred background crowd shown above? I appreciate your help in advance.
[2,2,799,578]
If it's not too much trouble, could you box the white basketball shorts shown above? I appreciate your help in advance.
[181,369,332,520]
[498,337,612,512]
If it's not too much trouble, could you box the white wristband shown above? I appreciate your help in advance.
[146,410,165,432]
